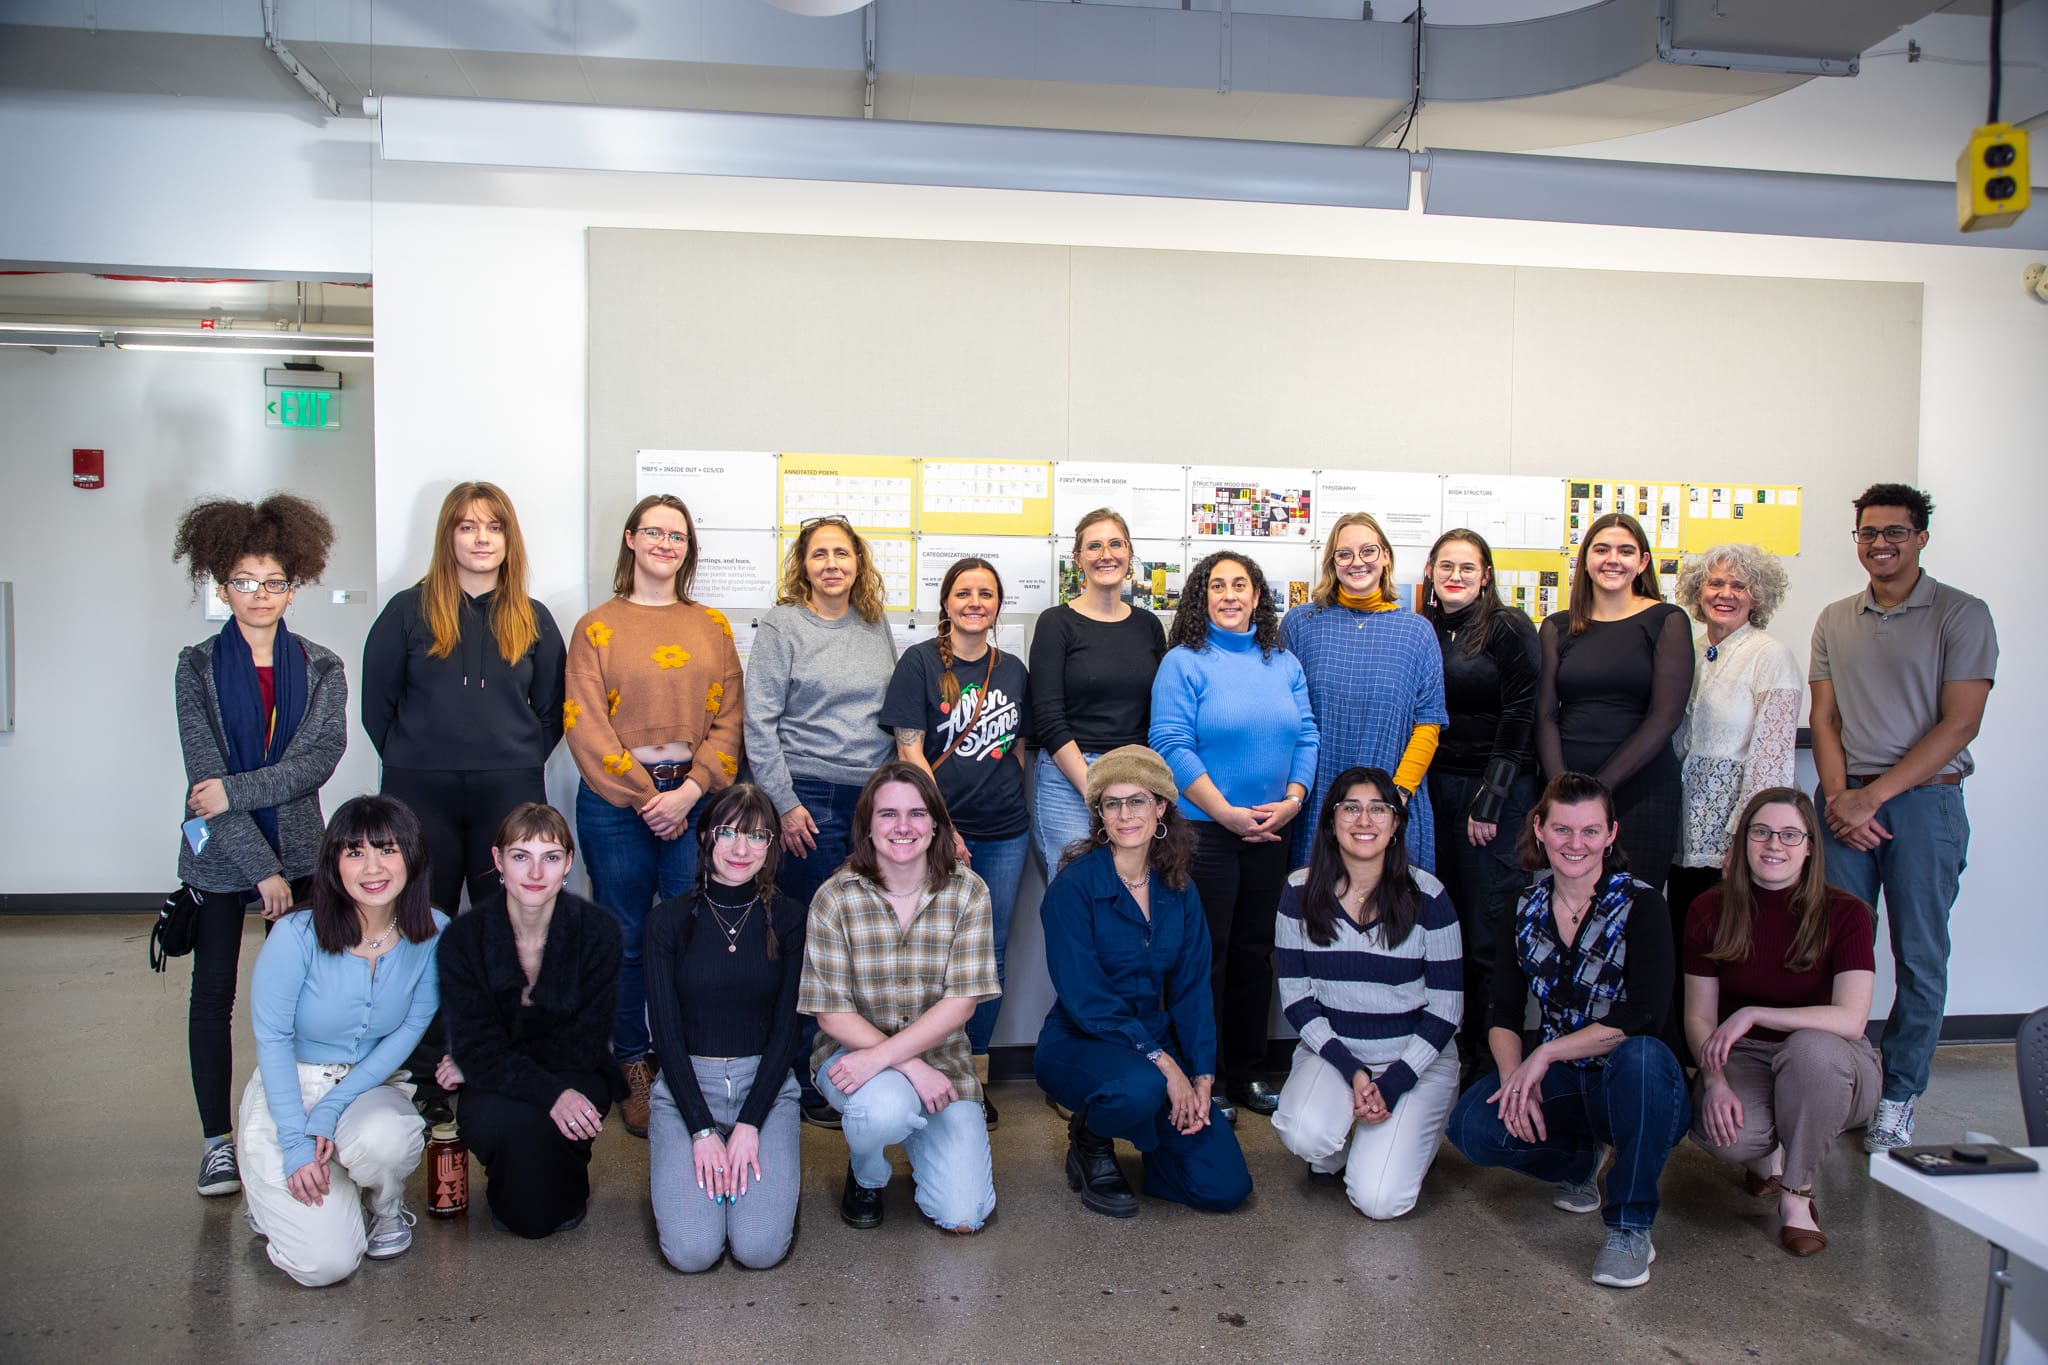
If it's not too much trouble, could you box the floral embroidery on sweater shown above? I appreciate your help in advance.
[706,681,725,716]
[602,752,635,776]
[704,607,734,639]
[606,688,621,715]
[585,620,613,649]
[718,752,738,778]
[562,698,582,730]
[652,644,691,669]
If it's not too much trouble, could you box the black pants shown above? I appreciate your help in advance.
[1190,821,1291,1089]
[459,1069,610,1238]
[379,765,546,912]
[188,876,311,1138]
[1428,770,1537,1071]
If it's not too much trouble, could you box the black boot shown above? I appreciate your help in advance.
[1065,1111,1138,1219]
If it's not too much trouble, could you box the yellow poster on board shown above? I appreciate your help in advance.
[776,531,918,613]
[777,453,918,532]
[1490,548,1572,624]
[918,458,1054,537]
[1680,484,1802,555]
[1566,479,1685,553]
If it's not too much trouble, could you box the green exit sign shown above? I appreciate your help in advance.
[265,390,340,430]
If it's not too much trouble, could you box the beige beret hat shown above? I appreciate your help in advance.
[1083,745,1179,808]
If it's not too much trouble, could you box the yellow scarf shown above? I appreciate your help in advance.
[1336,586,1397,613]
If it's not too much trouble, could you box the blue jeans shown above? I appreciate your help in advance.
[1448,1036,1691,1232]
[576,776,700,1062]
[1031,748,1099,879]
[963,831,1029,1055]
[1034,1032,1251,1213]
[1818,782,1969,1102]
[775,776,862,910]
[814,1047,996,1231]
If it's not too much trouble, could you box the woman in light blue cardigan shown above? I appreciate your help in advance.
[238,795,447,1288]
[1149,550,1318,1121]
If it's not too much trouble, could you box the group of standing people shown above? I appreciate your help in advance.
[165,476,1994,1292]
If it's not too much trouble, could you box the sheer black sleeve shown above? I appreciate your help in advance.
[1473,613,1541,824]
[1534,613,1566,781]
[1592,606,1694,789]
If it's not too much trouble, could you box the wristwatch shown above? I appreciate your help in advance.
[691,1127,717,1141]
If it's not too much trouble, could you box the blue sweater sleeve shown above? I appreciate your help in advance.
[1147,650,1209,799]
[250,915,319,1175]
[1040,871,1157,1055]
[302,919,448,1146]
[1283,654,1321,793]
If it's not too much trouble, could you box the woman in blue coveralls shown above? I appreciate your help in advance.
[1033,745,1251,1219]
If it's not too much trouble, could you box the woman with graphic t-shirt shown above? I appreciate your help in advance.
[880,557,1031,1129]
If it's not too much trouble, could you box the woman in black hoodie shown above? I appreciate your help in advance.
[362,481,567,912]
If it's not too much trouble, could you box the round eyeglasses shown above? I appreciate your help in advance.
[711,826,774,848]
[1335,799,1398,823]
[1746,825,1809,847]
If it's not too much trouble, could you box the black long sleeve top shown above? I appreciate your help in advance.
[1027,603,1167,757]
[643,881,807,1134]
[437,891,624,1112]
[1431,603,1540,824]
[361,584,567,771]
[1536,603,1693,789]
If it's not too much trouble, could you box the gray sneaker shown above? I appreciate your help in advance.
[1863,1096,1917,1153]
[1590,1228,1657,1287]
[1553,1145,1608,1214]
[197,1142,242,1197]
[365,1205,417,1260]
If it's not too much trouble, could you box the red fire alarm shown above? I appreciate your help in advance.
[73,449,105,490]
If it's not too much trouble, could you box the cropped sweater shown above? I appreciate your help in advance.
[564,598,746,809]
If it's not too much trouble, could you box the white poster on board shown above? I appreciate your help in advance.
[1187,466,1316,539]
[636,450,777,529]
[1051,462,1187,542]
[1196,539,1320,612]
[692,531,781,611]
[1442,475,1568,550]
[1313,470,1443,544]
[915,536,1057,615]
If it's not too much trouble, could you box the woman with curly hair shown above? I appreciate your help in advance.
[171,493,348,1200]
[1033,746,1250,1218]
[1281,513,1448,872]
[564,494,746,1138]
[361,481,566,913]
[1667,544,1802,940]
[1149,550,1319,1120]
[745,516,898,1124]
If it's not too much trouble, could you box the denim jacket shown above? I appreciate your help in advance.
[1037,844,1216,1077]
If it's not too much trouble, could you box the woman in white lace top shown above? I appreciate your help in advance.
[1668,544,1802,954]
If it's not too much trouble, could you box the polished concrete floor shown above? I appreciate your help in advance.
[0,914,2028,1364]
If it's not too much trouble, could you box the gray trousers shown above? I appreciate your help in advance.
[649,1057,802,1272]
[1690,1030,1881,1191]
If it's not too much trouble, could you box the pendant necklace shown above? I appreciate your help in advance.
[360,920,397,952]
[709,896,759,953]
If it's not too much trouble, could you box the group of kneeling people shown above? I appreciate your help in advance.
[228,749,1875,1293]
[237,749,1878,1292]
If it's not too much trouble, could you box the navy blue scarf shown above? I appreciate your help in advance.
[211,618,308,854]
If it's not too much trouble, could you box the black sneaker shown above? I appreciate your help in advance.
[1227,1080,1280,1116]
[840,1164,884,1228]
[802,1095,843,1130]
[196,1142,241,1197]
[982,1092,999,1131]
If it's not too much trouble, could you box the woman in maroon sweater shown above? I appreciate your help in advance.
[1682,786,1878,1258]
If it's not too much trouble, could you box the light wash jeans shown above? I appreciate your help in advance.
[1817,782,1969,1102]
[1030,747,1099,878]
[815,1047,995,1231]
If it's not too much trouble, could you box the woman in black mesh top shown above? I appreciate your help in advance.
[1536,513,1694,893]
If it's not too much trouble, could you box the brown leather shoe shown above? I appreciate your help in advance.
[1744,1169,1784,1199]
[1778,1191,1826,1257]
[621,1058,655,1139]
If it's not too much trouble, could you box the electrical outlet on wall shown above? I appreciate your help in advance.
[330,588,365,604]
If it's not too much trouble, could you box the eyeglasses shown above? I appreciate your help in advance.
[1081,538,1130,555]
[1097,795,1160,816]
[224,577,295,596]
[1335,800,1398,823]
[634,527,690,546]
[1332,546,1384,565]
[1746,825,1809,847]
[712,826,774,848]
[800,515,855,532]
[1852,525,1916,544]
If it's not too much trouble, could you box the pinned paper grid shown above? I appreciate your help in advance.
[1680,483,1802,555]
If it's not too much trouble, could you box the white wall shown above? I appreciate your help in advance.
[0,349,381,894]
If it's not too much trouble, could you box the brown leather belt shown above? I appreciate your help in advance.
[1847,772,1962,789]
[647,761,692,781]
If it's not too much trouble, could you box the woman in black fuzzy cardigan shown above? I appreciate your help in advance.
[436,803,623,1238]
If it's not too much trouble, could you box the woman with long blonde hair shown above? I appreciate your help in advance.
[363,481,566,912]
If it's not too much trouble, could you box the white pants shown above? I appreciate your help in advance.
[237,1063,423,1287]
[1272,1044,1459,1220]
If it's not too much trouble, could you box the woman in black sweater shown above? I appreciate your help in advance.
[644,784,807,1272]
[361,481,566,911]
[1421,529,1540,1073]
[435,803,623,1239]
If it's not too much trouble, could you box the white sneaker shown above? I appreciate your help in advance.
[366,1205,417,1260]
[1863,1096,1917,1153]
[242,1205,266,1239]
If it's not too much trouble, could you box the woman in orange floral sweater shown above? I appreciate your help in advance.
[566,494,745,1137]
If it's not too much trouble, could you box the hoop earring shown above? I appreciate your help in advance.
[1095,827,1110,844]
[1153,824,1168,841]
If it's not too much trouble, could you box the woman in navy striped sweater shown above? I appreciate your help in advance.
[1271,766,1464,1219]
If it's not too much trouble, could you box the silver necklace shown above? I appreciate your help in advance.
[360,919,397,952]
[708,896,760,953]
[1117,864,1149,890]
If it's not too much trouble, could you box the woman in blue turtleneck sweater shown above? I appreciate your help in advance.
[1149,550,1319,1121]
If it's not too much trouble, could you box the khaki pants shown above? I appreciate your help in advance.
[1690,1030,1880,1191]
[237,1063,423,1287]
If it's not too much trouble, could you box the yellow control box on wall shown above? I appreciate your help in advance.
[1957,123,2032,232]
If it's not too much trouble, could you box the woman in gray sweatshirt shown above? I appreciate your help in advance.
[170,494,349,1201]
